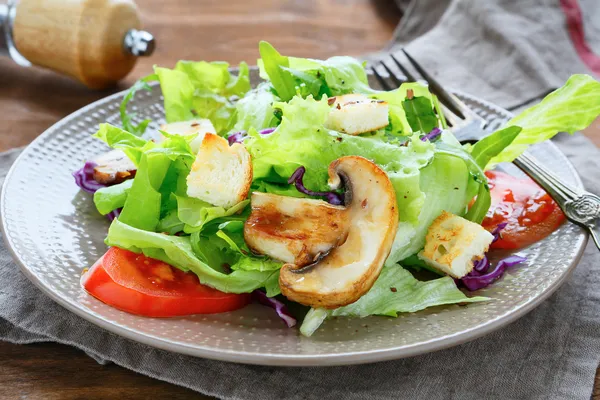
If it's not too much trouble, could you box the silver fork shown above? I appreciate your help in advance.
[371,50,600,250]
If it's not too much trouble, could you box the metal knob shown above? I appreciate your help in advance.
[123,29,155,57]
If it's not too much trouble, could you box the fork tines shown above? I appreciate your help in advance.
[371,50,470,121]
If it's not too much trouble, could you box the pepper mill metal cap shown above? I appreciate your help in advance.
[123,28,155,57]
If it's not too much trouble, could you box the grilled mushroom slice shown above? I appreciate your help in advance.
[244,192,347,267]
[92,150,137,185]
[244,156,398,309]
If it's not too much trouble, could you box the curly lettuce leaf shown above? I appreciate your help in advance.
[232,82,280,132]
[119,74,156,136]
[488,74,600,168]
[93,123,150,165]
[191,91,236,134]
[300,264,488,336]
[258,41,370,101]
[107,219,279,294]
[154,61,250,133]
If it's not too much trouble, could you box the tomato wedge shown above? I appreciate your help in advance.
[81,247,250,317]
[482,170,566,250]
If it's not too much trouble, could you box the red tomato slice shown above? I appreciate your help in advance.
[81,247,250,317]
[482,170,566,250]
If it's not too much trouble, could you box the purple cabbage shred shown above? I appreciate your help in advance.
[461,255,527,291]
[227,128,277,146]
[288,166,343,205]
[72,161,105,194]
[473,256,489,273]
[252,290,297,328]
[491,222,508,243]
[259,127,276,135]
[420,127,442,142]
[227,131,246,145]
[107,208,122,221]
[73,161,121,222]
[458,223,525,290]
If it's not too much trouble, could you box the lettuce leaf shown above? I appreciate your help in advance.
[176,196,249,233]
[469,126,522,169]
[156,209,184,235]
[370,82,434,136]
[94,125,196,231]
[488,74,600,168]
[232,82,280,132]
[93,123,149,165]
[154,61,251,133]
[258,41,370,101]
[386,146,476,264]
[117,152,171,231]
[403,96,438,134]
[119,74,156,136]
[93,180,133,215]
[107,220,280,294]
[300,264,488,336]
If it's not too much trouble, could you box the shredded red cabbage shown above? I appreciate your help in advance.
[252,290,296,328]
[473,256,490,273]
[227,128,277,145]
[259,127,276,135]
[227,131,245,145]
[73,161,121,221]
[72,161,105,194]
[420,127,442,142]
[491,222,508,243]
[288,166,343,205]
[107,208,122,221]
[460,255,527,291]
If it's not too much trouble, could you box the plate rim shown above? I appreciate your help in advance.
[0,84,589,367]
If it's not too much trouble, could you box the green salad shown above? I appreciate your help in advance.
[74,41,600,336]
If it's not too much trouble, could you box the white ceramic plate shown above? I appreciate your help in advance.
[0,70,588,366]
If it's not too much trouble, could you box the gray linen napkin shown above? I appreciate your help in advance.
[2,0,600,399]
[377,0,598,110]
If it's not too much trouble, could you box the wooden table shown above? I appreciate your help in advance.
[0,1,598,399]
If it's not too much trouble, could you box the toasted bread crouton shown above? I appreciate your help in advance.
[186,133,252,208]
[92,150,137,185]
[418,211,494,278]
[325,94,389,135]
[159,119,216,152]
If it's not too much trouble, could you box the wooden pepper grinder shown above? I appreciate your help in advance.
[0,0,155,89]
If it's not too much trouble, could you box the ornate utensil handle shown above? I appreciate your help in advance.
[565,193,600,249]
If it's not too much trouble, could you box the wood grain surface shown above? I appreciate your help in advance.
[0,1,598,399]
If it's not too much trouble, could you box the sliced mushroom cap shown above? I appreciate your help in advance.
[244,192,347,267]
[92,150,137,185]
[279,156,398,309]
